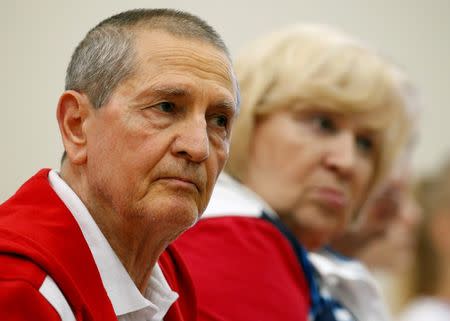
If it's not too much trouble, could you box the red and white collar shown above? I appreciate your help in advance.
[48,170,178,320]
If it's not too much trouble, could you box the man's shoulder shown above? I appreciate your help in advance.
[0,169,56,224]
[0,169,117,321]
[0,254,66,321]
[0,253,47,288]
[0,168,81,271]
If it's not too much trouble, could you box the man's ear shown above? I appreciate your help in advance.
[56,90,92,165]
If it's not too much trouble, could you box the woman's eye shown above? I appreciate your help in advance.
[356,135,374,153]
[312,115,336,133]
[155,102,176,113]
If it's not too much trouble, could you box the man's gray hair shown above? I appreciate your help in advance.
[65,8,230,109]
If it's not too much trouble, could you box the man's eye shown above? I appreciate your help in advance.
[356,135,374,153]
[312,115,336,133]
[211,115,229,128]
[155,102,176,113]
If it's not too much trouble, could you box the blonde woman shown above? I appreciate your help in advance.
[173,24,415,321]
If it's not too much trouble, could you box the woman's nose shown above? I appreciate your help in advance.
[323,131,357,178]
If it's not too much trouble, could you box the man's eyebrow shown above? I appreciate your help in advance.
[133,85,191,101]
[213,99,237,114]
[134,84,237,112]
[152,86,191,97]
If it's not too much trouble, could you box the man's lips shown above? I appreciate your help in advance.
[158,176,201,192]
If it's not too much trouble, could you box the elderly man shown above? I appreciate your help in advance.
[0,8,238,321]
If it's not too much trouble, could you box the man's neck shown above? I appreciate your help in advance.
[60,163,168,293]
[93,212,169,293]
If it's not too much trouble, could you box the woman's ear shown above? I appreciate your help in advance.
[56,90,91,165]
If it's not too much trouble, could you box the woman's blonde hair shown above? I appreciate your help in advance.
[226,24,418,197]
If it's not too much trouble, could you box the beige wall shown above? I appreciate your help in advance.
[1,0,449,201]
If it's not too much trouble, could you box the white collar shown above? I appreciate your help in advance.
[308,250,372,282]
[203,172,278,219]
[309,249,391,321]
[48,170,178,320]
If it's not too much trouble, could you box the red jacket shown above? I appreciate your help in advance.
[0,169,195,321]
[173,216,310,321]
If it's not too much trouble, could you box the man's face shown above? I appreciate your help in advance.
[83,30,237,237]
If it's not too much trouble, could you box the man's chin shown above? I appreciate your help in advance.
[162,203,199,229]
[165,213,199,243]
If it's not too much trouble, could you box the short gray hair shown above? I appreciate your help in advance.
[65,8,230,109]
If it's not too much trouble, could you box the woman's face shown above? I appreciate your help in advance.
[244,106,379,250]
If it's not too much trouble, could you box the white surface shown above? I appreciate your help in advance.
[1,0,449,201]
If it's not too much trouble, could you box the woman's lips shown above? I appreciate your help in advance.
[312,187,348,210]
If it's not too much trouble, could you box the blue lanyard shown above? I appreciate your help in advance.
[261,212,352,321]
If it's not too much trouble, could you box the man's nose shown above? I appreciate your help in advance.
[172,116,210,163]
[323,131,356,177]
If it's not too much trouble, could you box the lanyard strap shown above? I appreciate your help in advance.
[261,212,357,321]
[261,212,322,316]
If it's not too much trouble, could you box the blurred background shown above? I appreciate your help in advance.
[1,0,449,201]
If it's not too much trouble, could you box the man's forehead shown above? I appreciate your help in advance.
[113,64,237,114]
[132,28,224,58]
[128,30,238,104]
